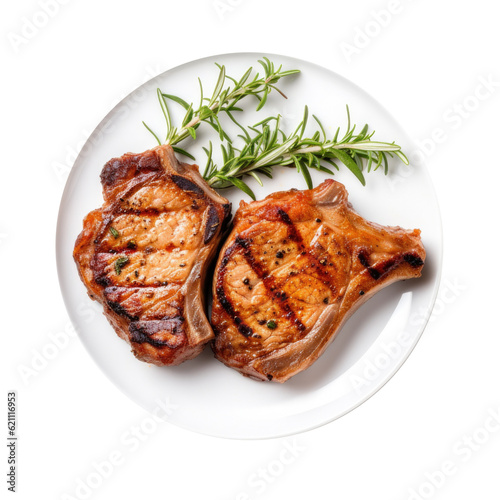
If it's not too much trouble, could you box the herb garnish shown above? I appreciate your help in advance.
[202,106,408,199]
[143,58,299,159]
[114,256,129,275]
[143,58,408,197]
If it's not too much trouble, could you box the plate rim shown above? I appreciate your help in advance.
[56,51,443,439]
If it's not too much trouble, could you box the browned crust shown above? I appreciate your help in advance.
[211,179,425,382]
[74,145,231,366]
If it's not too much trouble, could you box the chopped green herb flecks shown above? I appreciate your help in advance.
[114,256,129,275]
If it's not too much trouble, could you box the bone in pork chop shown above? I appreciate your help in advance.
[211,179,425,382]
[74,145,231,366]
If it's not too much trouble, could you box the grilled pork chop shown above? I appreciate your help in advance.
[211,179,425,382]
[74,145,231,366]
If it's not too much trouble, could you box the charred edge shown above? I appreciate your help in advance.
[129,317,184,348]
[216,243,254,338]
[204,205,220,244]
[359,250,424,281]
[358,250,381,280]
[358,250,370,269]
[222,203,232,226]
[94,274,112,288]
[404,252,425,268]
[106,299,140,321]
[235,235,307,333]
[100,151,162,188]
[171,175,204,196]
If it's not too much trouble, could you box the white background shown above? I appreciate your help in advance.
[2,1,499,499]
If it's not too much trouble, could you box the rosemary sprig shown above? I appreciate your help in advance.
[202,106,409,199]
[143,58,299,159]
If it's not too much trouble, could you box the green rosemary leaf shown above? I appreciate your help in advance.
[143,59,299,147]
[327,149,366,185]
[322,157,339,170]
[143,60,407,198]
[142,121,161,146]
[256,89,269,111]
[253,137,298,168]
[202,142,214,178]
[181,105,194,127]
[209,65,226,106]
[162,93,190,110]
[344,141,402,151]
[157,88,172,140]
[172,146,196,160]
[226,176,256,200]
[317,165,337,176]
[393,149,409,165]
[299,106,309,138]
[293,156,313,189]
[358,123,369,138]
[249,171,263,186]
[313,114,326,142]
[333,126,340,143]
[367,150,373,172]
[383,154,389,175]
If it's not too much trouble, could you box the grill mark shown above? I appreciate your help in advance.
[171,175,204,196]
[277,207,338,291]
[106,299,140,321]
[404,252,425,268]
[204,204,220,244]
[93,167,229,343]
[93,190,204,281]
[104,284,182,296]
[93,171,165,251]
[359,249,424,281]
[216,243,255,338]
[115,207,162,217]
[105,286,183,324]
[358,249,382,279]
[277,208,302,243]
[109,281,181,288]
[235,235,306,333]
[93,255,183,289]
[218,206,346,336]
[94,273,111,288]
[129,317,185,348]
[358,250,370,268]
[98,243,180,255]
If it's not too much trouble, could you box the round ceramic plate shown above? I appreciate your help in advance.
[56,52,442,439]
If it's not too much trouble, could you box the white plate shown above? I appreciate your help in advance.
[56,52,442,439]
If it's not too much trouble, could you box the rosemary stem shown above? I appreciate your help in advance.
[168,101,220,144]
[167,77,289,146]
